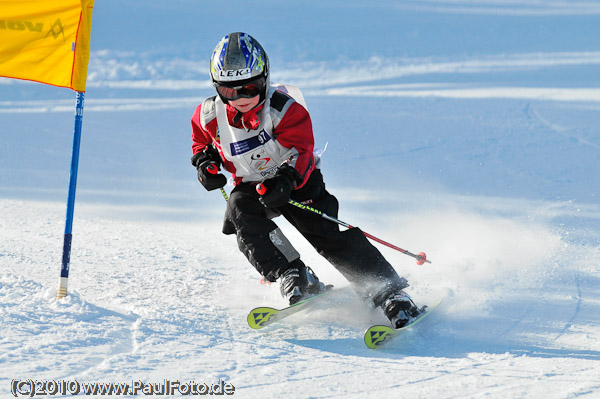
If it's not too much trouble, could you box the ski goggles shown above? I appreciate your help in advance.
[214,77,266,101]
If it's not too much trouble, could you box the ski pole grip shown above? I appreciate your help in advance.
[256,183,267,195]
[206,163,218,175]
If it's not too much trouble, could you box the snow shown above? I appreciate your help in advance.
[1,1,600,398]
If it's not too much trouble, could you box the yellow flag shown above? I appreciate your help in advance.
[0,0,94,92]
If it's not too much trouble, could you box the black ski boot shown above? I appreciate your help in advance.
[381,291,423,329]
[278,259,326,305]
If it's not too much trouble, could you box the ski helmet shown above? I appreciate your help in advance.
[210,32,269,104]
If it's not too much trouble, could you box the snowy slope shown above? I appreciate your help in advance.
[2,1,600,398]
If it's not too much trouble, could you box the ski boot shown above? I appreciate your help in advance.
[278,259,326,305]
[381,291,423,329]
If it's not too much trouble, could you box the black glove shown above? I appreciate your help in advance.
[191,148,227,191]
[259,164,302,208]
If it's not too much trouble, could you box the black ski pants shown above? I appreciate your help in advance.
[222,169,408,303]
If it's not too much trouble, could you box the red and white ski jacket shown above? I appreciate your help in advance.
[191,86,316,188]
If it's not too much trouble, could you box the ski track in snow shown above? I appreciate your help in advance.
[1,193,599,398]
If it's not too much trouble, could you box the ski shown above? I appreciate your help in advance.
[363,299,443,349]
[247,288,334,330]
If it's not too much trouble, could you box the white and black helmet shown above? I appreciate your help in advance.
[210,32,269,104]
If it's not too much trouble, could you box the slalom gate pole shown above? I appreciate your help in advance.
[256,183,431,265]
[57,91,85,299]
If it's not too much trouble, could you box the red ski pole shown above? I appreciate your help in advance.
[256,183,431,265]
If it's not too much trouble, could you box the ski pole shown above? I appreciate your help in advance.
[256,183,431,265]
[219,187,229,201]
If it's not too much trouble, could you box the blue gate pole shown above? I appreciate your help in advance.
[57,91,85,299]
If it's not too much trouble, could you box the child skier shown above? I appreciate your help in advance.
[190,32,421,328]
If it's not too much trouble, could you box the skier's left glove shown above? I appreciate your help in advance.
[191,147,227,191]
[259,164,302,208]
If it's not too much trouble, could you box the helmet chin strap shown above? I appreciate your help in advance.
[232,104,262,131]
[232,109,243,125]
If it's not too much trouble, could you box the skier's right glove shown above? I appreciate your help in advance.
[191,147,227,191]
[258,164,302,208]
